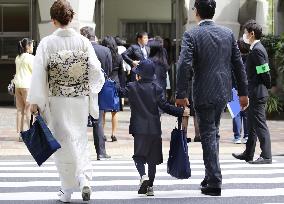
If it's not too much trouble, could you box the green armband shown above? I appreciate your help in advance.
[256,63,270,74]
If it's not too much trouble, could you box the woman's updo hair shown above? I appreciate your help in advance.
[50,0,75,26]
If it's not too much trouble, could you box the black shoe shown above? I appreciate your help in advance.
[138,175,149,194]
[111,135,117,142]
[232,153,252,162]
[248,157,272,164]
[201,186,221,196]
[186,138,191,143]
[200,179,208,188]
[97,154,111,160]
[194,137,201,142]
[103,135,107,141]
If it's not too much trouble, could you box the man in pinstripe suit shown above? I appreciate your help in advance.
[176,0,249,196]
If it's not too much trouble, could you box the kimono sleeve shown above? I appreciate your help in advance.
[87,40,105,94]
[27,39,49,112]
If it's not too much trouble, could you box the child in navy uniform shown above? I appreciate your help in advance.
[120,59,189,196]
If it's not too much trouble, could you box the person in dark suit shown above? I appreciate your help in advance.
[120,59,189,196]
[232,20,272,164]
[175,0,249,196]
[122,32,150,81]
[80,26,111,160]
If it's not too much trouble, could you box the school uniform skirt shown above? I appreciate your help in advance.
[132,134,163,165]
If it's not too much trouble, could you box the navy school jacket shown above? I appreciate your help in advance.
[120,79,184,135]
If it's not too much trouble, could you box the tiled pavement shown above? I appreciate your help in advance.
[0,106,284,159]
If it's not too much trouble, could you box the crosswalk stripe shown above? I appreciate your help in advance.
[0,158,283,201]
[0,188,284,200]
[0,168,284,177]
[1,177,284,188]
[0,163,283,171]
[0,159,276,166]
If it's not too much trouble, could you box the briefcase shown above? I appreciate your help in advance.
[167,117,191,179]
[21,114,61,166]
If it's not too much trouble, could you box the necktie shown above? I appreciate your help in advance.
[141,46,147,59]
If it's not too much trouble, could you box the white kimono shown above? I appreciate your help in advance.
[28,28,105,191]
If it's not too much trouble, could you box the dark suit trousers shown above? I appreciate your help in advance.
[195,102,226,188]
[93,110,106,155]
[244,96,272,160]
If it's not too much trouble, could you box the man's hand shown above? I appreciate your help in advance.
[132,60,140,67]
[183,107,190,117]
[30,104,39,115]
[176,98,189,108]
[239,96,249,110]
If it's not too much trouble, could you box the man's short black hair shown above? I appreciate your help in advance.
[243,20,263,40]
[136,32,148,41]
[194,0,216,19]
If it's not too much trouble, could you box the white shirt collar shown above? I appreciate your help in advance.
[138,42,145,48]
[198,19,214,25]
[250,40,260,50]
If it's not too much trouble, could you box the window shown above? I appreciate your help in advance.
[0,3,31,60]
[3,5,29,32]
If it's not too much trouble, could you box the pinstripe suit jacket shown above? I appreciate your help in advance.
[176,21,248,105]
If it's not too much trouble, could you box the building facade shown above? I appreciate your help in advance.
[0,0,278,103]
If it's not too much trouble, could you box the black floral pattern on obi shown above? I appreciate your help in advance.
[48,50,90,97]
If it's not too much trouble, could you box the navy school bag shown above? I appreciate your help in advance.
[21,114,61,166]
[167,117,191,179]
[98,69,120,112]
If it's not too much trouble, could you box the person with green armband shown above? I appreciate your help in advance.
[232,20,272,164]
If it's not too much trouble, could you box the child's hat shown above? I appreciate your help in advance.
[133,59,156,80]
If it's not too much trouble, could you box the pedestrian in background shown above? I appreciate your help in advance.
[80,26,111,160]
[122,32,150,81]
[148,37,169,95]
[232,38,250,144]
[233,20,272,164]
[14,38,34,141]
[28,0,104,202]
[115,36,131,74]
[101,36,126,142]
[120,59,189,196]
[115,36,131,106]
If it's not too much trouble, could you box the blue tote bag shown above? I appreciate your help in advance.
[21,114,61,166]
[167,117,191,179]
[98,78,120,111]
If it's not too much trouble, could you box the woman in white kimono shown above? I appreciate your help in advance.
[28,0,104,202]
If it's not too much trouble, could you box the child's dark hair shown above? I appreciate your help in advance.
[18,38,33,56]
[243,20,263,40]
